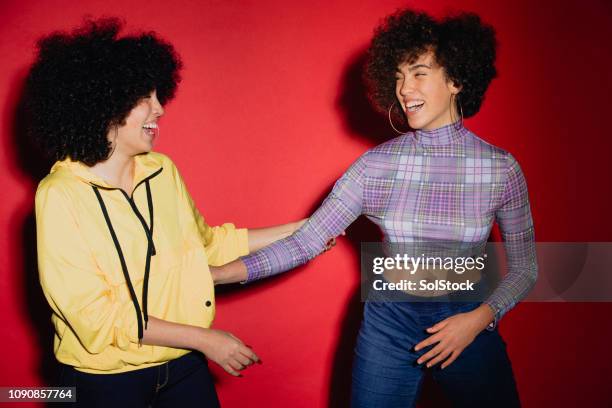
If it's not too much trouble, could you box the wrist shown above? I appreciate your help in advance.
[471,304,495,331]
[194,327,212,353]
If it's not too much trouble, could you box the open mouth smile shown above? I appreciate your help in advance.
[406,100,425,113]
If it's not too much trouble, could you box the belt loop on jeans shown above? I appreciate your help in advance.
[155,362,169,393]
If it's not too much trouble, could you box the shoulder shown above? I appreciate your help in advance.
[463,129,521,171]
[368,134,411,156]
[35,167,82,206]
[355,134,412,167]
[465,129,508,156]
[464,131,528,194]
[35,176,80,221]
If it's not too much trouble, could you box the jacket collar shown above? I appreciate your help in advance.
[50,152,164,189]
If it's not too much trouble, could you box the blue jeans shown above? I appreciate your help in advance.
[351,297,521,407]
[57,352,220,407]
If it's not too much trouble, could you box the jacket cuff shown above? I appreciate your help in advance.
[235,228,250,257]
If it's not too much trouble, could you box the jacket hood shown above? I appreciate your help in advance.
[50,153,164,188]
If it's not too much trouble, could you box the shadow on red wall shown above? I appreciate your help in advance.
[8,68,59,394]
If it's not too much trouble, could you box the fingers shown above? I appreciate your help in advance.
[325,232,348,251]
[229,334,260,364]
[414,333,442,352]
[234,352,252,367]
[426,319,449,334]
[239,345,261,365]
[228,359,245,372]
[416,342,444,365]
[424,348,452,368]
[324,237,336,251]
[441,350,459,369]
[220,332,262,376]
[417,344,464,369]
[224,346,260,376]
[223,364,242,377]
[231,338,261,367]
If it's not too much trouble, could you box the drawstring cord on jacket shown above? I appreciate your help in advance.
[91,168,161,345]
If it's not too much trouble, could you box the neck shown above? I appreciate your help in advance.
[414,119,466,146]
[88,150,135,191]
[421,104,460,131]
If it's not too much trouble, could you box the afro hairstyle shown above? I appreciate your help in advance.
[24,17,182,166]
[365,8,497,126]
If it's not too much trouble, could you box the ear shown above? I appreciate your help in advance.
[448,79,462,95]
[106,124,119,143]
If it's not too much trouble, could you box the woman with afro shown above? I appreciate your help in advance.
[214,8,536,407]
[29,18,316,407]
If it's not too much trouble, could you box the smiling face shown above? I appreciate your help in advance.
[395,51,461,130]
[111,90,164,157]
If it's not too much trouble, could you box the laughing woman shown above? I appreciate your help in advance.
[212,9,537,408]
[28,19,309,407]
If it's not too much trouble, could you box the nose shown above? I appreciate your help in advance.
[155,103,165,118]
[151,91,165,117]
[398,76,415,97]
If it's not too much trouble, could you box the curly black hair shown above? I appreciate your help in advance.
[365,8,497,125]
[24,17,182,166]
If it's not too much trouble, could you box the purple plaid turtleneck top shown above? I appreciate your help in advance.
[242,122,537,328]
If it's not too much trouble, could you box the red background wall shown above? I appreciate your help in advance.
[1,0,611,406]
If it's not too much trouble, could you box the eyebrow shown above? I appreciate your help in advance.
[395,64,432,74]
[408,64,431,71]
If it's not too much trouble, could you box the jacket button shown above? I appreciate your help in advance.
[205,300,212,307]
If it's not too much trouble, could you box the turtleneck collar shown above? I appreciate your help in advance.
[412,121,468,146]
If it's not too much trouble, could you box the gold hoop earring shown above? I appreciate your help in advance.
[388,101,407,134]
[458,96,464,128]
[450,94,464,129]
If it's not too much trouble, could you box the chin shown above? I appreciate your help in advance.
[407,118,427,130]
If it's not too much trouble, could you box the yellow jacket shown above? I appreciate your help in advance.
[35,152,249,373]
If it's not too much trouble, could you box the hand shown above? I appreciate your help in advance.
[197,329,261,376]
[324,231,346,252]
[413,305,493,369]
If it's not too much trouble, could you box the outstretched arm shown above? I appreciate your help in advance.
[213,224,344,284]
[213,154,368,285]
[247,219,306,253]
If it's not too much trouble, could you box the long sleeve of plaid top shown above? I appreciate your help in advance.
[242,122,537,329]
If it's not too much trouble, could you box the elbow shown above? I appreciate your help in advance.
[289,233,324,266]
[301,239,328,264]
